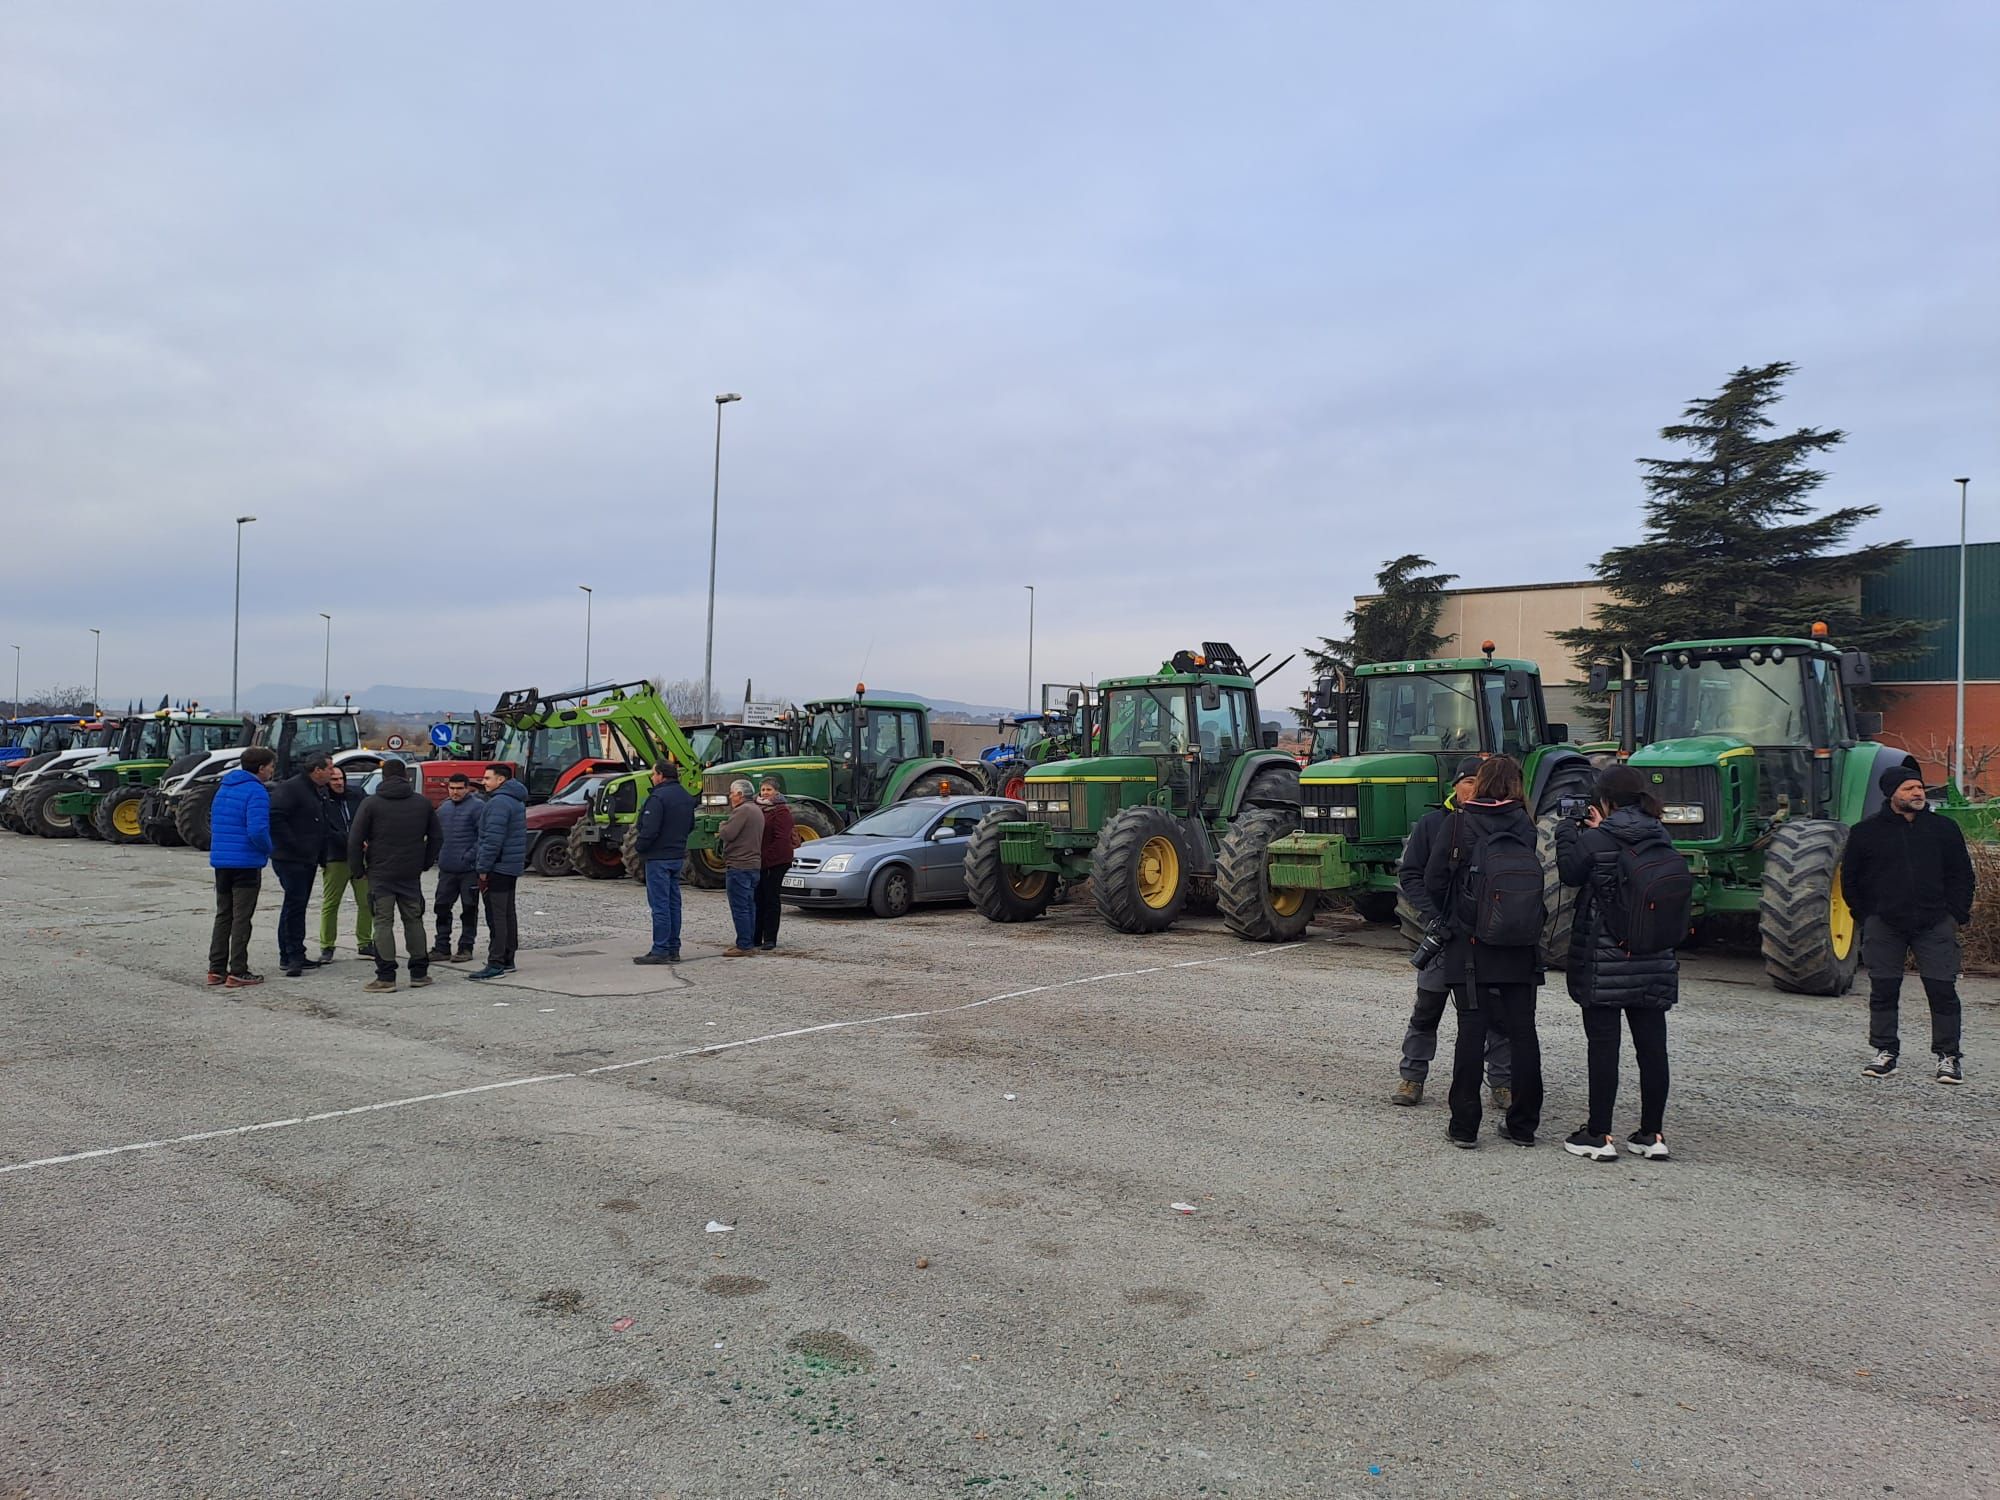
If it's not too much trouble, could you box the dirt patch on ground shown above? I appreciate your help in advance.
[576,1378,657,1415]
[784,1330,874,1369]
[704,1274,770,1297]
[599,1198,639,1213]
[533,1287,586,1315]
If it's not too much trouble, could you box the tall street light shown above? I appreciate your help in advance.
[89,628,101,711]
[9,644,19,719]
[704,392,742,720]
[579,585,593,691]
[233,516,257,713]
[1955,477,1971,793]
[319,613,333,704]
[1024,585,1035,713]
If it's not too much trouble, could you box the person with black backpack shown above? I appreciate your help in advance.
[1420,755,1547,1149]
[1554,765,1692,1162]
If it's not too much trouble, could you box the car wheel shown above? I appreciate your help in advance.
[869,865,914,918]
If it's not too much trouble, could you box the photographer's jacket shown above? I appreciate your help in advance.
[1419,798,1544,986]
[1555,808,1680,1010]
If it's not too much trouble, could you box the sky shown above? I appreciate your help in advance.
[3,1,1995,715]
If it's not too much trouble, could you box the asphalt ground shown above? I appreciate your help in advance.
[1,834,1995,1500]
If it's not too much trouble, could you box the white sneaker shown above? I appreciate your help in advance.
[1562,1129,1617,1160]
[1626,1131,1670,1160]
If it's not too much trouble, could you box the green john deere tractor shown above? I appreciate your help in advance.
[1597,630,1920,995]
[684,689,983,888]
[42,711,251,843]
[1219,650,1594,951]
[965,643,1301,933]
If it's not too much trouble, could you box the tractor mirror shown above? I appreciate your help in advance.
[931,739,945,756]
[1544,722,1569,745]
[1840,650,1874,687]
[1587,665,1609,694]
[1067,690,1081,711]
[1262,729,1280,749]
[1854,709,1884,738]
[1311,677,1335,715]
[1199,683,1222,712]
[1502,669,1533,701]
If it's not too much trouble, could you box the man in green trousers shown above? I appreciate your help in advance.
[318,763,376,963]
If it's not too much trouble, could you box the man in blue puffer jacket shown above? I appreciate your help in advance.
[468,764,528,980]
[206,746,277,988]
[430,772,486,962]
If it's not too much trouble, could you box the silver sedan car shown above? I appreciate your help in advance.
[781,796,1024,917]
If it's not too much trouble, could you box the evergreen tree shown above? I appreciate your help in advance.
[1299,554,1457,722]
[1558,362,1928,694]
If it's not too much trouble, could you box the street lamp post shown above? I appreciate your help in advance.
[232,516,257,713]
[1955,477,1971,793]
[89,628,101,711]
[9,644,19,719]
[704,392,742,720]
[579,585,593,691]
[1025,585,1035,713]
[319,613,333,704]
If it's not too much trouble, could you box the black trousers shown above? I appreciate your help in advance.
[754,864,787,947]
[1580,1005,1669,1137]
[1863,915,1963,1057]
[483,873,519,967]
[434,869,479,950]
[271,858,318,966]
[1447,982,1542,1141]
[208,868,261,976]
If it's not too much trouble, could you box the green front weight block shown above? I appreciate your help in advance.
[1266,832,1358,892]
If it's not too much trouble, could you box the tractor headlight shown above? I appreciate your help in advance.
[1660,804,1705,825]
[819,854,852,873]
[1324,805,1358,819]
[701,794,730,807]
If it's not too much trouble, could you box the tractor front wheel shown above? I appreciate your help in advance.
[1216,809,1310,942]
[1092,806,1191,934]
[966,807,1055,923]
[25,785,77,839]
[566,821,626,880]
[1532,764,1594,970]
[1759,819,1861,995]
[1350,890,1399,924]
[175,785,217,851]
[99,785,150,844]
[686,846,726,889]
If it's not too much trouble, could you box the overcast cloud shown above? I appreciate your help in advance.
[3,1,1995,713]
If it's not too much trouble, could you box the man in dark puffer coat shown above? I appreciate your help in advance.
[348,760,442,992]
[1554,765,1680,1161]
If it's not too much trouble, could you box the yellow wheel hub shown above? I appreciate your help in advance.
[1270,885,1305,918]
[795,824,821,843]
[1136,834,1181,909]
[1829,865,1855,960]
[1009,868,1051,900]
[112,799,143,837]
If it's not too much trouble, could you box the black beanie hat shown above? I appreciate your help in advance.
[1453,756,1484,782]
[1878,764,1922,800]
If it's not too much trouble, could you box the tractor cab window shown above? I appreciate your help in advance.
[136,720,176,759]
[1480,676,1544,758]
[860,709,922,767]
[178,722,241,759]
[1105,688,1192,756]
[735,728,791,760]
[686,728,724,765]
[1360,673,1483,753]
[1014,718,1048,754]
[1651,656,1809,746]
[803,707,854,759]
[1805,657,1844,745]
[281,714,360,759]
[1194,688,1251,763]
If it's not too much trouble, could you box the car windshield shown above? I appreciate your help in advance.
[843,802,940,838]
[551,776,609,805]
[1359,673,1485,753]
[1650,656,1809,745]
[802,707,854,757]
[1104,688,1190,755]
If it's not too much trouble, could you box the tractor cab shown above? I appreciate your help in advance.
[263,708,361,774]
[686,721,797,769]
[491,721,616,802]
[794,696,941,809]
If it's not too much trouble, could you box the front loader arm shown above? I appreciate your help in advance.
[491,681,704,794]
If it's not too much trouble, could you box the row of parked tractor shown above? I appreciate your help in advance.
[4,627,1987,996]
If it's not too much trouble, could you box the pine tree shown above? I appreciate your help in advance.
[1557,362,1928,690]
[1299,555,1457,722]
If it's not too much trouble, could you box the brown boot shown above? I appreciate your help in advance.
[1489,1085,1513,1113]
[1391,1078,1423,1106]
[723,947,751,958]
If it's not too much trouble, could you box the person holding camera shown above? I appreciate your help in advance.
[1393,756,1512,1109]
[1555,765,1691,1161]
[1419,755,1546,1148]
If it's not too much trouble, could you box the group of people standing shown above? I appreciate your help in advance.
[1392,756,1975,1160]
[203,751,529,991]
[625,767,798,963]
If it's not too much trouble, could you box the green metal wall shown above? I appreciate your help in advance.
[1862,542,1999,682]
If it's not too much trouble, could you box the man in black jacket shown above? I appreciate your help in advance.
[632,761,698,964]
[268,754,334,977]
[1393,758,1511,1108]
[1842,766,1976,1085]
[348,760,443,994]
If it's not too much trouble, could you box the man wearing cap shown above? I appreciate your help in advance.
[1841,765,1976,1084]
[1390,756,1512,1108]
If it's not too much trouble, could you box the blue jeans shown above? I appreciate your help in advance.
[272,859,318,966]
[645,859,684,956]
[725,869,759,949]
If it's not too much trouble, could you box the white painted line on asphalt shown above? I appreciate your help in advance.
[0,941,1317,1177]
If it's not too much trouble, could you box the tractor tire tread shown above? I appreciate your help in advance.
[1216,808,1310,942]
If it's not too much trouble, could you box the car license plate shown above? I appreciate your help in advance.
[782,876,806,889]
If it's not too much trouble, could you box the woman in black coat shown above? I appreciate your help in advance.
[1421,755,1546,1150]
[1554,764,1680,1161]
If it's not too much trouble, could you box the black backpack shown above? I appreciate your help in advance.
[1450,810,1546,948]
[1609,842,1695,954]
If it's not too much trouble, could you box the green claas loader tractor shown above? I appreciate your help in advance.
[684,688,983,888]
[966,643,1302,933]
[40,711,251,843]
[1219,649,1595,948]
[1595,627,1917,996]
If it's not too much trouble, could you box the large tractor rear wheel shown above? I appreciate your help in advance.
[145,795,185,847]
[984,758,1031,800]
[1350,890,1399,924]
[1092,806,1191,934]
[1759,819,1861,996]
[99,786,150,844]
[0,796,25,834]
[25,784,77,839]
[1217,809,1310,941]
[175,785,218,851]
[686,845,726,889]
[900,769,983,800]
[966,807,1056,923]
[567,820,626,880]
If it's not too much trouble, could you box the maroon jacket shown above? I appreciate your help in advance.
[759,799,797,869]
